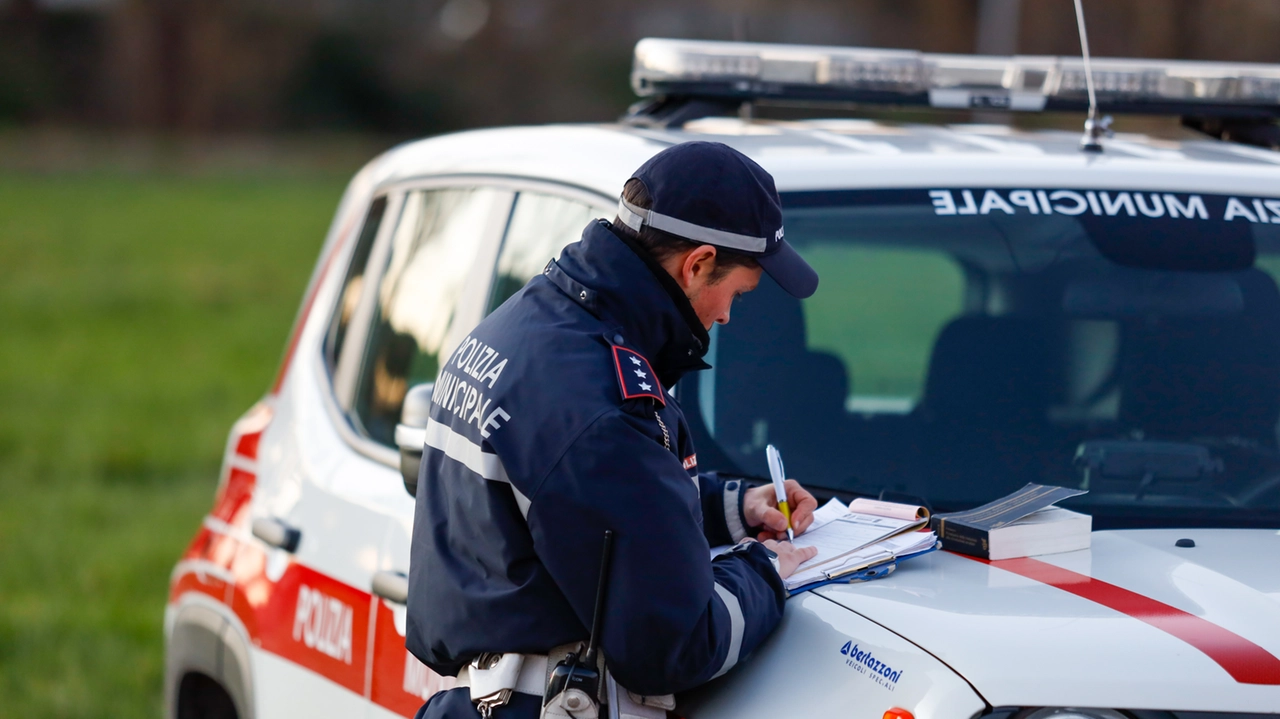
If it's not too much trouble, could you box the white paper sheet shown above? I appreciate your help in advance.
[709,497,935,592]
[785,528,936,589]
[709,498,848,559]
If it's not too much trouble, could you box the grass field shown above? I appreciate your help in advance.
[0,168,350,718]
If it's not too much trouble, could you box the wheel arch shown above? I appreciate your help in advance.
[165,593,257,719]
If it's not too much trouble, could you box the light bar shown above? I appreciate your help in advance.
[631,38,1280,117]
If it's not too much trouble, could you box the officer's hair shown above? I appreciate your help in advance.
[614,179,760,283]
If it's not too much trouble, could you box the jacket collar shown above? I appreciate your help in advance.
[545,220,710,386]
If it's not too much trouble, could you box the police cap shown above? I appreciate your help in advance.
[616,141,819,299]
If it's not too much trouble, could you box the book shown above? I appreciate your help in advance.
[930,483,1092,561]
[713,497,939,593]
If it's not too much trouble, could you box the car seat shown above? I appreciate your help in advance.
[918,315,1059,502]
[698,275,852,484]
[1119,268,1280,446]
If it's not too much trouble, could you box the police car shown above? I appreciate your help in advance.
[166,38,1280,719]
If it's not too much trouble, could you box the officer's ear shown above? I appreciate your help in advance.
[676,245,719,291]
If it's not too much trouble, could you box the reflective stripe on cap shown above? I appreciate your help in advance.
[617,198,769,253]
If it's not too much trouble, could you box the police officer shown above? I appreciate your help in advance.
[406,141,821,719]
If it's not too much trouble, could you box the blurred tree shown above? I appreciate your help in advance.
[104,0,316,131]
[0,0,51,122]
[976,0,1019,54]
[285,32,447,133]
[7,0,1280,135]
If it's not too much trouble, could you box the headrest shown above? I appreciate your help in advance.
[716,274,807,361]
[922,315,1054,424]
[1121,268,1280,441]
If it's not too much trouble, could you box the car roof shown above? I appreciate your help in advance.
[365,117,1280,201]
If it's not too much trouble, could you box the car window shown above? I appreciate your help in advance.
[681,187,1280,530]
[353,188,507,446]
[325,196,387,374]
[800,245,964,413]
[486,191,598,314]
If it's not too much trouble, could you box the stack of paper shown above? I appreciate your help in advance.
[783,499,937,591]
[711,497,939,593]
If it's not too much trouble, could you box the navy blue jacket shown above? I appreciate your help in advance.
[405,220,786,698]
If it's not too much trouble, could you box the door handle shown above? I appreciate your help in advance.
[251,517,301,553]
[372,570,409,604]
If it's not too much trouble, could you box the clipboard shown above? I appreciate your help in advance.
[786,542,939,597]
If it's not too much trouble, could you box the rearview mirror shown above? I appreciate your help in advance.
[1080,211,1255,272]
[1063,268,1244,318]
[394,382,434,497]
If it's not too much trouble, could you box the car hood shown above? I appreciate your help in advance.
[814,529,1280,713]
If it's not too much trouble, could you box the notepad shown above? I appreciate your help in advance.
[782,499,935,590]
[710,497,939,592]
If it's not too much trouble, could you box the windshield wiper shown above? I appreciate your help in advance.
[1075,440,1223,500]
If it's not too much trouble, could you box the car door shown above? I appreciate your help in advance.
[366,185,608,718]
[229,182,510,718]
[217,191,395,719]
[320,183,510,718]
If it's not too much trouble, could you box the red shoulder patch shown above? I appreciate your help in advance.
[612,346,665,406]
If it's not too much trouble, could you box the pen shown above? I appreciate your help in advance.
[765,444,794,541]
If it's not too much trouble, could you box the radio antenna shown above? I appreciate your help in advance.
[1074,0,1109,152]
[581,530,614,668]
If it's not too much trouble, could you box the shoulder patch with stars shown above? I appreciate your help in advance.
[612,346,665,406]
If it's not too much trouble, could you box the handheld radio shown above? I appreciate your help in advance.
[543,529,615,718]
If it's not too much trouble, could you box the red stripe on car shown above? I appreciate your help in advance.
[226,540,451,716]
[231,555,373,696]
[211,468,256,524]
[978,556,1280,685]
[235,430,262,461]
[369,597,457,715]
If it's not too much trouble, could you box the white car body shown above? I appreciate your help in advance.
[164,114,1280,719]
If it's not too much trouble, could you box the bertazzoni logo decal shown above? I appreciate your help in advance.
[840,640,903,690]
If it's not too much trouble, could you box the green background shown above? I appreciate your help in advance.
[0,169,348,718]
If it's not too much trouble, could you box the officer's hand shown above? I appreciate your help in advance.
[761,539,818,579]
[744,480,819,541]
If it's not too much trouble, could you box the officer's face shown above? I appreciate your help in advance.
[673,246,763,329]
[691,264,763,329]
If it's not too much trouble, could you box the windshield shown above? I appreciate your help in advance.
[678,188,1280,530]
